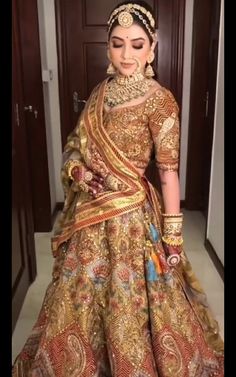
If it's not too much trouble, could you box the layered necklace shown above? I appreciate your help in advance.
[104,70,154,108]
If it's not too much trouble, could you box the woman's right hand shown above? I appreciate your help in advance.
[71,165,104,197]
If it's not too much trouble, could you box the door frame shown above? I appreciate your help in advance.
[12,0,37,331]
[185,0,221,212]
[16,0,52,232]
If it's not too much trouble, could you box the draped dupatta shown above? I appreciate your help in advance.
[51,79,162,256]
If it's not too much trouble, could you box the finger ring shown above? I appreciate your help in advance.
[167,254,180,267]
[84,171,93,183]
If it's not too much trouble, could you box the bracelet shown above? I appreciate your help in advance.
[167,254,181,267]
[162,235,183,246]
[163,223,183,235]
[105,174,121,191]
[78,181,89,193]
[65,159,83,180]
[162,213,183,218]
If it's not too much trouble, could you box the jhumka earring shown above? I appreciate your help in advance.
[145,51,155,78]
[107,62,116,75]
[106,50,116,75]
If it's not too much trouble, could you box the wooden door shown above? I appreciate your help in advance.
[12,0,37,332]
[16,0,52,231]
[185,0,221,212]
[55,0,185,146]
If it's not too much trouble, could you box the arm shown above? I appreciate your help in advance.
[159,170,180,214]
[149,89,183,266]
[62,115,104,197]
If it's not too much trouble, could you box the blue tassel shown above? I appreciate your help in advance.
[149,223,159,243]
[146,259,159,281]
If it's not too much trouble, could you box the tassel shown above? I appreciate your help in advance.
[146,259,159,281]
[149,223,159,243]
[151,250,163,275]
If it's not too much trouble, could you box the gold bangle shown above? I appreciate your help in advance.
[162,213,183,217]
[162,235,183,246]
[65,159,83,180]
[78,181,89,193]
[163,222,183,233]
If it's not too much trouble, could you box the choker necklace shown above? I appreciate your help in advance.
[104,71,153,108]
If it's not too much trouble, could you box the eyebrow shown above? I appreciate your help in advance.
[111,36,145,42]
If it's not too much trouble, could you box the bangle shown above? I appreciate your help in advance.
[167,254,181,267]
[65,159,83,180]
[162,213,183,217]
[78,181,89,193]
[162,235,183,246]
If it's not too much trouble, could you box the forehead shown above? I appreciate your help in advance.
[110,24,149,40]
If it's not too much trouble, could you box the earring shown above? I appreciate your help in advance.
[145,51,155,78]
[107,62,116,75]
[106,49,116,75]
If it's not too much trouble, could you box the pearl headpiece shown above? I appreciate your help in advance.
[108,3,156,40]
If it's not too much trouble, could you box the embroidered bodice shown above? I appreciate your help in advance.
[103,87,180,174]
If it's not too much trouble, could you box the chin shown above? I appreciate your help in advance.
[118,67,136,76]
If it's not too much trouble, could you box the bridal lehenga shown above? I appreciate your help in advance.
[13,80,224,376]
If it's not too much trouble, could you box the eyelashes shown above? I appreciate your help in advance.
[112,44,144,50]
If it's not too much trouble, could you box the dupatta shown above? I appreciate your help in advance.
[51,79,162,256]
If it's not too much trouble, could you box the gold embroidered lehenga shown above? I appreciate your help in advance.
[12,80,224,377]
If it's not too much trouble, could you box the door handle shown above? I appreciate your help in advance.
[24,105,33,112]
[73,91,86,113]
[24,105,38,119]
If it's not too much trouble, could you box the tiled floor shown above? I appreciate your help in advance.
[12,210,224,362]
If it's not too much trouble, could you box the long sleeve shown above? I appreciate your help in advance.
[148,89,180,172]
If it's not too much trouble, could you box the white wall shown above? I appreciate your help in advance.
[180,0,194,201]
[207,0,224,265]
[37,0,64,210]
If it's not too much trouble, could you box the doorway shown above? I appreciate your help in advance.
[185,0,221,215]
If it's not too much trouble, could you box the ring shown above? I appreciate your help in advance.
[84,171,93,183]
[167,254,180,267]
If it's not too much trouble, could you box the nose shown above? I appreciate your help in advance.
[121,45,131,60]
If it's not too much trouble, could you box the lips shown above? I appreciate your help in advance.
[121,62,135,68]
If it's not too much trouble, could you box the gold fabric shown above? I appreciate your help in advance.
[12,79,224,377]
[103,87,180,172]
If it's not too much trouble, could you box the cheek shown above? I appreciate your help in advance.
[109,48,120,61]
[137,49,150,66]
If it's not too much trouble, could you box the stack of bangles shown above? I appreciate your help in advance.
[65,159,93,193]
[161,213,184,266]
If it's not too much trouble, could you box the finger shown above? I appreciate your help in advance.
[89,181,100,188]
[88,187,97,197]
[90,180,104,190]
[92,173,104,183]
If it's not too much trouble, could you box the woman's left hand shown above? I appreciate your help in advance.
[162,242,182,267]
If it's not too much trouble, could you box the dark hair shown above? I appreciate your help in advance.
[107,1,156,44]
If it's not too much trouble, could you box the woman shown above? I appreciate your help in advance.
[13,1,224,376]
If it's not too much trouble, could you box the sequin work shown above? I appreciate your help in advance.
[104,88,180,172]
[12,83,224,376]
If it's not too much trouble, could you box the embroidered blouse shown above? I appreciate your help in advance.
[103,87,180,173]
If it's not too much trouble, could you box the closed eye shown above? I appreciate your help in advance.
[133,45,144,49]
